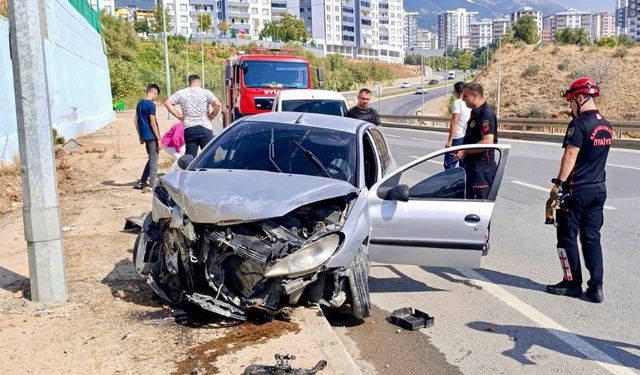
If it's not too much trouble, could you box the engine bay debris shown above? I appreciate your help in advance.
[243,354,327,375]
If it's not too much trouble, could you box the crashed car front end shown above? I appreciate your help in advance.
[134,169,363,320]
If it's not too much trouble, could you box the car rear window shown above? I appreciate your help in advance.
[281,100,348,117]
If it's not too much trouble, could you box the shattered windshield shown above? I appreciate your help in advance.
[242,61,309,89]
[193,121,358,185]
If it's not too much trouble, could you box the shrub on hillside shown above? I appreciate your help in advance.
[521,64,540,78]
[597,36,618,48]
[613,48,629,59]
[557,59,571,71]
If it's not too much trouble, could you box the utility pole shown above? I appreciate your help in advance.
[201,30,205,88]
[8,0,67,303]
[420,51,425,115]
[161,0,171,118]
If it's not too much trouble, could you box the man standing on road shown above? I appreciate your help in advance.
[134,83,162,190]
[444,81,471,169]
[546,78,613,303]
[346,88,380,125]
[456,83,498,254]
[164,75,221,157]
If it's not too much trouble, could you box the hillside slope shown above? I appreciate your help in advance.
[474,44,640,121]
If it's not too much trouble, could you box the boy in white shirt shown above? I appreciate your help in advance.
[444,81,471,169]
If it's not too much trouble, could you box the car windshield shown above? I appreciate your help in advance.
[242,61,309,89]
[281,100,348,116]
[192,121,358,185]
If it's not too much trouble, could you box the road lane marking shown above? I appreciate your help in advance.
[607,163,640,171]
[408,156,443,166]
[410,137,438,143]
[455,268,636,375]
[385,134,401,138]
[510,180,616,210]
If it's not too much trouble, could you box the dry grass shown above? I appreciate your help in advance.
[0,0,7,18]
[475,44,640,121]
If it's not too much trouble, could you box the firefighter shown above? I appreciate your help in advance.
[546,77,613,303]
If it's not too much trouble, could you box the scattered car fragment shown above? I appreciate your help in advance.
[243,354,327,375]
[133,112,510,321]
[390,307,434,331]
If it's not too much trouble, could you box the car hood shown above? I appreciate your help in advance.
[160,169,358,224]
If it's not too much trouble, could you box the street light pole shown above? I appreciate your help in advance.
[8,0,67,303]
[420,50,425,115]
[161,0,171,118]
[466,0,501,118]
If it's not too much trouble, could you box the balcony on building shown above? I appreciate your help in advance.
[361,16,373,29]
[360,0,371,11]
[227,9,250,19]
[227,0,250,9]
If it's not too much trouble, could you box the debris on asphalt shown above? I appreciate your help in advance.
[34,310,52,318]
[484,324,497,332]
[243,354,327,375]
[123,214,146,232]
[61,226,75,232]
[121,332,132,340]
[389,307,435,331]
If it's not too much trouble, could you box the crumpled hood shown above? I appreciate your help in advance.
[160,169,357,224]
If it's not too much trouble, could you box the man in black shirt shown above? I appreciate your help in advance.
[346,88,380,125]
[456,83,498,200]
[546,77,612,303]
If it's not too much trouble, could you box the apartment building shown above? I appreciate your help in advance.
[616,0,629,36]
[416,29,435,49]
[492,17,510,44]
[591,12,616,40]
[469,18,492,50]
[554,8,593,38]
[437,8,478,50]
[403,11,419,49]
[106,0,155,22]
[511,7,542,41]
[542,15,554,42]
[626,0,640,40]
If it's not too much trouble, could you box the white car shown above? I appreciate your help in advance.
[272,89,349,117]
[415,86,427,94]
[135,112,511,321]
[400,82,411,88]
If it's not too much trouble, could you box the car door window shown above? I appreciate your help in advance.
[379,148,503,201]
[362,133,379,188]
[369,128,391,175]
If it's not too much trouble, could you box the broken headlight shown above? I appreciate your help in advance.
[264,234,341,278]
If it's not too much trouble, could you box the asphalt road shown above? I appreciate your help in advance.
[379,85,449,115]
[355,126,640,374]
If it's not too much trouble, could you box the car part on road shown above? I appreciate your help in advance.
[243,354,327,375]
[390,307,435,331]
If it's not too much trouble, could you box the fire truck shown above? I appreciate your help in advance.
[221,48,323,126]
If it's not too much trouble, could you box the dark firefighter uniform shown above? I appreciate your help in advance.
[557,110,613,290]
[463,102,499,199]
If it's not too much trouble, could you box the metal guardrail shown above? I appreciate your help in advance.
[379,114,640,140]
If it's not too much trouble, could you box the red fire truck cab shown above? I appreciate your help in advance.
[222,48,323,126]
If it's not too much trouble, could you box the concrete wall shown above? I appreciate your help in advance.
[0,1,115,162]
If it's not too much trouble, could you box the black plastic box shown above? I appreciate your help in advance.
[390,307,435,331]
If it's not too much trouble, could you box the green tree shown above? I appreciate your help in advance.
[457,52,472,72]
[512,15,539,44]
[259,14,308,42]
[618,34,636,48]
[230,27,237,38]
[133,20,150,34]
[555,28,590,46]
[196,13,213,34]
[151,3,173,34]
[101,11,139,60]
[218,20,230,36]
[596,36,618,48]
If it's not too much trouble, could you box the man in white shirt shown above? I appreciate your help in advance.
[164,75,221,157]
[444,81,471,169]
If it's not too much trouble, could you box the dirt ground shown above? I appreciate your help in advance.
[0,112,300,374]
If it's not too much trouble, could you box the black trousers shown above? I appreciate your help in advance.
[464,162,497,200]
[184,125,214,157]
[556,188,607,287]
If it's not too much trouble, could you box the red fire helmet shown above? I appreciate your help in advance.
[562,77,600,102]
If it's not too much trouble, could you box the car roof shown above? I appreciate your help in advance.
[277,89,347,101]
[241,111,366,134]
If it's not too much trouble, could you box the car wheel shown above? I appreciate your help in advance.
[347,244,371,319]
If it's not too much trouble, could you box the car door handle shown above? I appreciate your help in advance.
[464,214,481,223]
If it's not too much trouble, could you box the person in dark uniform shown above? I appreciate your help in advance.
[346,88,380,125]
[455,83,498,200]
[455,83,498,255]
[546,77,613,303]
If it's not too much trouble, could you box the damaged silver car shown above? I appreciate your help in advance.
[133,112,510,320]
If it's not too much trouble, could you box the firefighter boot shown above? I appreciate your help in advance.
[585,285,604,303]
[546,280,583,297]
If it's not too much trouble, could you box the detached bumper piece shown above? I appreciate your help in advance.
[390,307,434,331]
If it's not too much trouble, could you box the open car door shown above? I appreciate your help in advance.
[368,144,511,268]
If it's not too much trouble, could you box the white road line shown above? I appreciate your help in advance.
[410,137,438,143]
[408,156,442,166]
[510,180,616,210]
[385,134,401,138]
[456,268,636,375]
[607,163,640,171]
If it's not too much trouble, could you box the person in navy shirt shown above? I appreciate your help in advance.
[546,78,613,303]
[134,83,162,190]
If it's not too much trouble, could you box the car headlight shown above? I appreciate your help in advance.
[264,234,341,278]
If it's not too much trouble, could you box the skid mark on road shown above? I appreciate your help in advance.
[455,268,637,375]
[511,180,616,210]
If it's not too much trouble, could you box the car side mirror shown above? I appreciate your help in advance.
[377,184,410,202]
[177,154,194,170]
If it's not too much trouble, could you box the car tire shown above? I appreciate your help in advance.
[347,244,371,319]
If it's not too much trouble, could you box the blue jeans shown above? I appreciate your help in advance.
[443,137,465,170]
[185,125,214,157]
